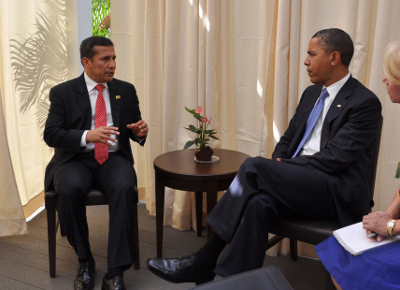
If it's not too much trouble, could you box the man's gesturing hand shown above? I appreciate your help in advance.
[127,120,148,138]
[86,126,119,146]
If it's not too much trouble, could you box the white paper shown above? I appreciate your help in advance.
[333,221,400,256]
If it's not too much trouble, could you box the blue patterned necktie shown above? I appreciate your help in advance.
[291,88,329,158]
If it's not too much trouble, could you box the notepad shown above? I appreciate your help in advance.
[333,221,400,256]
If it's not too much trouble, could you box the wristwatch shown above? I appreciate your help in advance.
[386,219,396,238]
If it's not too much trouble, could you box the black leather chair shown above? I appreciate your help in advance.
[45,188,140,277]
[266,116,383,290]
[188,266,293,290]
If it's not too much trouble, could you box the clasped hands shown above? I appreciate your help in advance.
[86,120,148,146]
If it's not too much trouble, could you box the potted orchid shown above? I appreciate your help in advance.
[183,106,219,161]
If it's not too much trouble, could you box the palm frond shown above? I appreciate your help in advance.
[92,0,110,38]
[9,0,68,135]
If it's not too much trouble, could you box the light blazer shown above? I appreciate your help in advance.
[272,76,382,226]
[44,74,145,191]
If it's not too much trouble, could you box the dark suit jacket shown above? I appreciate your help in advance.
[272,76,382,226]
[44,74,145,191]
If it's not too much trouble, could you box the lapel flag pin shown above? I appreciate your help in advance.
[337,104,341,108]
[116,95,121,99]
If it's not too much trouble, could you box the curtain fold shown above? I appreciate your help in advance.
[0,0,75,236]
[0,87,27,236]
[112,0,400,256]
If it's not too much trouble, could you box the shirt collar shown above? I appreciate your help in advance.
[324,72,351,99]
[84,72,109,92]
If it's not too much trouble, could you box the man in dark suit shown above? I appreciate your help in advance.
[147,28,382,284]
[44,36,148,290]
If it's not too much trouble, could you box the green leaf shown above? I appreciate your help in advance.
[199,139,204,147]
[210,135,220,140]
[193,114,203,122]
[189,125,198,133]
[185,107,196,115]
[183,140,195,150]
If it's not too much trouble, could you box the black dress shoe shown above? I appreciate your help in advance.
[146,255,215,285]
[102,275,126,290]
[74,261,95,290]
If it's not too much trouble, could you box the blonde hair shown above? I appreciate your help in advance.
[384,41,400,87]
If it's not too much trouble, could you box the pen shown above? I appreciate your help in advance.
[367,232,378,238]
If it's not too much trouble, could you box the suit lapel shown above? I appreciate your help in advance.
[75,74,92,130]
[108,80,120,128]
[320,76,355,149]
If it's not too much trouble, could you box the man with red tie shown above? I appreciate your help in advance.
[44,36,148,290]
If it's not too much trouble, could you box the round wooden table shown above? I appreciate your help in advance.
[153,148,251,257]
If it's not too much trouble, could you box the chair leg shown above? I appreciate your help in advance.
[195,192,203,237]
[290,239,298,261]
[266,235,285,250]
[134,204,140,270]
[47,208,57,277]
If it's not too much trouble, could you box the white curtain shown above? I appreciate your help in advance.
[113,0,400,256]
[0,87,27,236]
[112,0,276,229]
[0,0,76,236]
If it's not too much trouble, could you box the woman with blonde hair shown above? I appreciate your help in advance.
[316,41,400,290]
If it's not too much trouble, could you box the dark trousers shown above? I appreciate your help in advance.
[53,151,138,270]
[205,157,339,277]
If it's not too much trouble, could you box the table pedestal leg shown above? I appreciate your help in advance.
[206,181,218,238]
[155,176,165,257]
[195,192,203,237]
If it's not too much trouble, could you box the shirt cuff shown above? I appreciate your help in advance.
[81,130,89,147]
[134,133,147,144]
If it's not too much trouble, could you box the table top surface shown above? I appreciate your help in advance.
[153,148,251,179]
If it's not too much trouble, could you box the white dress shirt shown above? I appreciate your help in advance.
[80,72,119,152]
[300,72,350,156]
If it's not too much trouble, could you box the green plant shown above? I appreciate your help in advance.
[183,106,219,150]
[92,0,110,38]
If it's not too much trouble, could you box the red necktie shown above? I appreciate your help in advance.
[94,84,108,165]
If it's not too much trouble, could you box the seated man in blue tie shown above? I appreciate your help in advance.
[147,28,382,284]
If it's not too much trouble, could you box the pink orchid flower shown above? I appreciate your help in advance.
[195,106,203,114]
[201,116,212,125]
